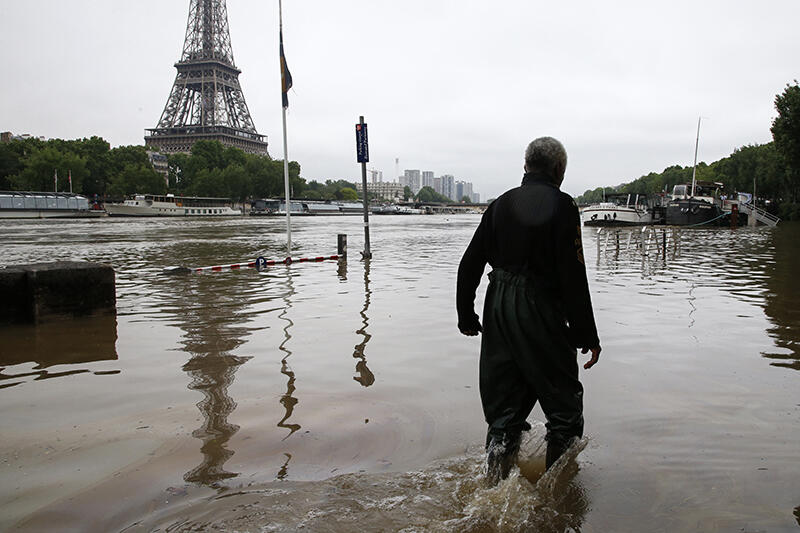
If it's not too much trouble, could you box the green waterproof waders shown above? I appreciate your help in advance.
[480,269,584,473]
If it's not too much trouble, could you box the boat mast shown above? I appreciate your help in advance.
[691,116,701,197]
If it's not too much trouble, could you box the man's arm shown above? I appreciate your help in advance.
[555,196,601,355]
[456,213,490,335]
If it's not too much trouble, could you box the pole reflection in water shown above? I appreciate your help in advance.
[352,259,374,387]
[277,271,301,439]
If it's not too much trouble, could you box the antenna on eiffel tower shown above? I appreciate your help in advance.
[144,0,268,156]
[279,0,294,255]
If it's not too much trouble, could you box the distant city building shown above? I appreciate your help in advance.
[355,181,405,201]
[471,192,480,203]
[440,174,455,200]
[368,168,383,183]
[422,171,434,189]
[147,151,170,186]
[2,131,47,142]
[457,180,474,202]
[404,169,421,193]
[433,177,442,195]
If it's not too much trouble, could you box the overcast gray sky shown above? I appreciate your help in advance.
[1,0,798,199]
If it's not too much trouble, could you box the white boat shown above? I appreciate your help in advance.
[105,194,241,217]
[0,191,104,219]
[582,193,653,226]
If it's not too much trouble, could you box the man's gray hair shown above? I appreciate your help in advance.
[524,137,567,184]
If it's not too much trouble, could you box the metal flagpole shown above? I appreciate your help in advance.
[279,0,292,255]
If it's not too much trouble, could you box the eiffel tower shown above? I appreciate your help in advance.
[145,0,268,156]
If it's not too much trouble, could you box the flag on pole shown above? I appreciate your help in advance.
[280,28,293,108]
[54,169,58,192]
[68,170,72,193]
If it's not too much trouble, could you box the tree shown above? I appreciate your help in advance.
[461,195,472,204]
[771,81,800,203]
[76,136,111,196]
[107,164,166,197]
[339,187,358,201]
[415,186,450,203]
[403,186,412,201]
[12,146,88,192]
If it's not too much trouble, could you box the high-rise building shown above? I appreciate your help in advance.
[433,177,442,195]
[453,180,475,202]
[440,174,455,200]
[404,169,421,194]
[422,171,434,189]
[471,192,481,203]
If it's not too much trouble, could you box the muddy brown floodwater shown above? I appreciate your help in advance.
[1,216,798,532]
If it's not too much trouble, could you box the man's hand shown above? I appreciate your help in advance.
[458,315,482,337]
[581,345,601,369]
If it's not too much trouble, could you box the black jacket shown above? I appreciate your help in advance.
[456,171,600,349]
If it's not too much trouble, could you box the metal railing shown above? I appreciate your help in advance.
[737,203,780,227]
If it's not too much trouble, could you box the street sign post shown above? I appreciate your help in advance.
[356,116,371,258]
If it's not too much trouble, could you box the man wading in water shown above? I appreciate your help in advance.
[456,137,601,484]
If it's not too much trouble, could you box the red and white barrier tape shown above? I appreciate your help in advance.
[192,255,340,273]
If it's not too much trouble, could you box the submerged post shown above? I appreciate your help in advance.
[337,234,347,258]
[355,115,372,258]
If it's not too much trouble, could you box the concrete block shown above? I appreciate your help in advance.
[0,262,116,324]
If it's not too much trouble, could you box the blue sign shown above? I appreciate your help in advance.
[255,256,267,271]
[355,123,369,163]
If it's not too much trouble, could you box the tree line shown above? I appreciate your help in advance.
[0,136,364,202]
[575,82,800,220]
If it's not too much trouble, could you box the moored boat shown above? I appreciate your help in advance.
[665,182,724,226]
[582,193,653,226]
[105,194,241,217]
[0,191,104,219]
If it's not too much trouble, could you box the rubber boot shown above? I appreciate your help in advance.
[545,436,571,470]
[486,432,521,485]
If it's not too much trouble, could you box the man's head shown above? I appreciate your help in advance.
[524,137,567,186]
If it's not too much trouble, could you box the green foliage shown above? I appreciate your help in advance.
[302,179,359,200]
[339,187,358,201]
[11,146,88,192]
[107,164,166,197]
[460,195,472,204]
[403,186,412,201]
[771,81,800,203]
[168,143,304,200]
[415,186,451,203]
[0,137,307,202]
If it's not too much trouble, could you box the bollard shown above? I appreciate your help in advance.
[338,234,347,259]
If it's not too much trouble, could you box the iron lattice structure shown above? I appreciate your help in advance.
[145,0,268,155]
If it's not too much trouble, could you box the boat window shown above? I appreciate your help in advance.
[672,185,687,197]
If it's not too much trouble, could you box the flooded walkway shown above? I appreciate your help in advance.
[1,216,799,531]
